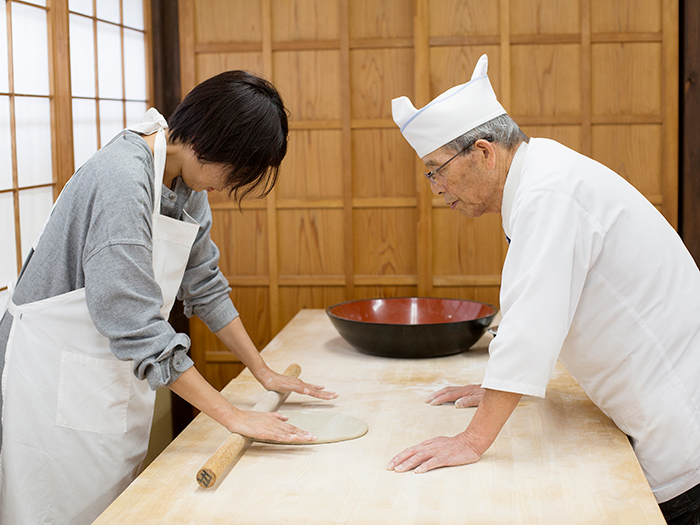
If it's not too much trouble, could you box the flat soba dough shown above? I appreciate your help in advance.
[255,411,368,445]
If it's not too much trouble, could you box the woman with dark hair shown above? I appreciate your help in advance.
[0,71,335,525]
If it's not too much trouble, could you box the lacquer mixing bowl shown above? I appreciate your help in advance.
[326,297,497,358]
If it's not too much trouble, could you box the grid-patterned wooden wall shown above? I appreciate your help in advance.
[178,0,679,389]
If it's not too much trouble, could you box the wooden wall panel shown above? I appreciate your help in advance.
[210,209,268,277]
[429,1,500,37]
[511,45,582,117]
[592,125,664,201]
[271,0,339,41]
[277,130,344,199]
[350,48,414,120]
[510,0,581,35]
[591,43,662,116]
[277,209,345,275]
[273,51,341,120]
[430,46,501,95]
[591,0,662,32]
[351,129,415,198]
[179,0,679,389]
[353,208,417,277]
[195,0,262,43]
[196,53,264,81]
[348,0,413,39]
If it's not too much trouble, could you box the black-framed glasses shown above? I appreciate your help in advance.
[423,147,467,185]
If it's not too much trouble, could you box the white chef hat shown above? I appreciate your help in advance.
[392,54,507,158]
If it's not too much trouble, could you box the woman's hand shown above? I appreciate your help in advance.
[255,367,338,401]
[426,384,485,407]
[227,409,317,443]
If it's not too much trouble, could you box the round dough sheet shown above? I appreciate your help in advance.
[256,411,368,445]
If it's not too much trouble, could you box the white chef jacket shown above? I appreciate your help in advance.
[481,138,700,503]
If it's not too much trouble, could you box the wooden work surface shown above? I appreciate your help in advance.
[95,309,664,524]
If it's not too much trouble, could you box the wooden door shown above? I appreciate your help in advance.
[178,0,678,390]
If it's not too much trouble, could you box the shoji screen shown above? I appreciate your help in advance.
[0,0,151,310]
[0,1,54,302]
[69,0,150,169]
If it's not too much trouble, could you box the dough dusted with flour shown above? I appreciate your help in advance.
[256,411,368,445]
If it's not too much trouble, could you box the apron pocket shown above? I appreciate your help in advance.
[56,351,131,434]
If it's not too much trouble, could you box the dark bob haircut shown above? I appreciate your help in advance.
[168,70,289,201]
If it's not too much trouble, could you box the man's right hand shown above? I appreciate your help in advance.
[426,384,485,407]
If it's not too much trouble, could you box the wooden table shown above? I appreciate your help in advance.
[95,309,664,524]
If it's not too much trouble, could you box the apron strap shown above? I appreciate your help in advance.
[125,108,169,217]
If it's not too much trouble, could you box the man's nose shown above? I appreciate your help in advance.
[430,182,442,195]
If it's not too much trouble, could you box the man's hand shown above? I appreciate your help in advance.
[386,432,482,473]
[387,389,522,474]
[426,384,485,407]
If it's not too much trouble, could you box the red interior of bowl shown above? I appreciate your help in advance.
[328,297,495,325]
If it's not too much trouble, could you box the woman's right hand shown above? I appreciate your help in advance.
[228,409,317,443]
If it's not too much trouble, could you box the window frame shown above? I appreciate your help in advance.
[0,0,152,292]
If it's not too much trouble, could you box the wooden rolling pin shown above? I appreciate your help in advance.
[196,363,301,488]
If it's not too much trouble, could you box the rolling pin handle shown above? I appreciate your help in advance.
[195,363,302,489]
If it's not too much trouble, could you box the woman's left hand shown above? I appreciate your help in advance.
[256,367,338,400]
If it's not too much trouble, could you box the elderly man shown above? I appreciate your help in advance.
[387,54,700,524]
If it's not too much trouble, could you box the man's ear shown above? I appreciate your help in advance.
[474,139,497,170]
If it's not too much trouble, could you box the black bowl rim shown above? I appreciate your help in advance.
[325,296,498,327]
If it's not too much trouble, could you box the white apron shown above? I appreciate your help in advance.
[0,109,200,524]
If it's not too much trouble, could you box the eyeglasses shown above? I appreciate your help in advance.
[423,148,467,185]
[423,137,493,185]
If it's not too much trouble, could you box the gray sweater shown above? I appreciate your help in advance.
[0,131,237,433]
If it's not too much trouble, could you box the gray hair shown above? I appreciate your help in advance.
[444,114,527,154]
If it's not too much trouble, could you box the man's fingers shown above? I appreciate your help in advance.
[414,457,443,474]
[455,395,481,408]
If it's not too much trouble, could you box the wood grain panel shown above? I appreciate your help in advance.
[348,0,413,40]
[510,44,582,117]
[353,285,418,300]
[591,124,663,197]
[194,0,262,44]
[271,0,339,41]
[591,43,662,116]
[353,208,417,276]
[429,45,501,98]
[273,50,341,120]
[352,129,415,198]
[431,285,501,309]
[432,210,506,277]
[591,0,662,33]
[195,52,264,82]
[428,0,500,37]
[350,48,414,119]
[277,209,345,275]
[520,125,583,153]
[204,361,245,391]
[278,286,345,328]
[210,208,268,276]
[231,285,272,351]
[510,0,581,35]
[277,130,343,199]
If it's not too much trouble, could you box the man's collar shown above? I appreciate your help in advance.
[501,141,529,240]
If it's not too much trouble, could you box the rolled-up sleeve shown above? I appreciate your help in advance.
[84,242,195,389]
